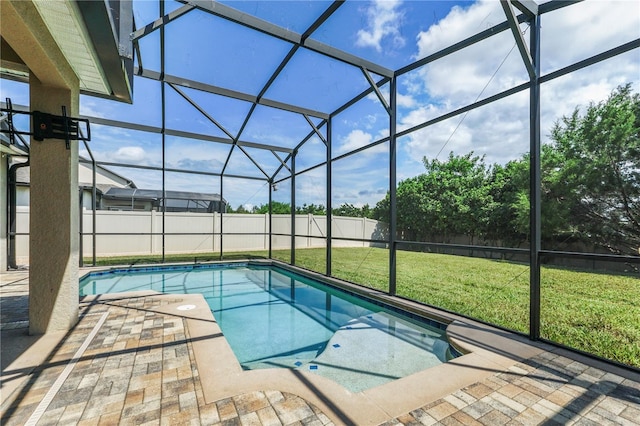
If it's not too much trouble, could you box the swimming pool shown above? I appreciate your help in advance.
[80,263,460,392]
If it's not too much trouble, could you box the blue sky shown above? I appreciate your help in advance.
[2,0,639,211]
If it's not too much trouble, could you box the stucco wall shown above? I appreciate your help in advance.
[0,156,7,269]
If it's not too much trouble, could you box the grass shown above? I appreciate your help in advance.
[84,247,640,367]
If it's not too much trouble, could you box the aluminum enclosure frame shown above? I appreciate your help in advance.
[5,0,639,369]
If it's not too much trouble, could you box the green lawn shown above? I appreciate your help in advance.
[85,247,640,367]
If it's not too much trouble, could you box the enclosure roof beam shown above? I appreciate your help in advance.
[271,150,291,173]
[224,42,299,175]
[227,43,300,175]
[301,1,344,42]
[136,68,329,119]
[256,46,299,103]
[92,160,268,181]
[511,0,538,18]
[168,82,235,140]
[165,129,293,153]
[538,1,582,15]
[130,4,195,41]
[246,0,342,179]
[181,0,394,78]
[396,16,526,77]
[186,0,301,43]
[259,98,328,119]
[361,67,390,114]
[501,0,536,79]
[236,145,270,179]
[303,115,327,145]
[82,114,293,153]
[302,39,393,77]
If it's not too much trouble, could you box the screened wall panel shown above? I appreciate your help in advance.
[331,96,389,160]
[295,135,326,171]
[540,1,640,76]
[240,105,320,150]
[83,125,162,169]
[540,55,640,255]
[3,0,639,372]
[164,10,292,95]
[329,246,388,293]
[80,77,161,126]
[540,255,640,367]
[331,144,389,219]
[222,177,269,213]
[164,137,229,175]
[396,243,530,333]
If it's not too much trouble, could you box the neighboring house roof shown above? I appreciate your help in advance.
[15,166,30,184]
[102,188,225,203]
[78,157,136,188]
[102,188,227,212]
[79,183,116,195]
[15,157,136,189]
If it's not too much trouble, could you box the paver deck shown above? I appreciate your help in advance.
[1,269,639,425]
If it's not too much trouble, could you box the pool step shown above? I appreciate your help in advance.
[302,312,450,393]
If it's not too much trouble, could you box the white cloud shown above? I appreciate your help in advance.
[337,129,389,156]
[397,92,417,108]
[332,153,390,206]
[413,28,528,108]
[65,0,640,211]
[112,146,147,163]
[415,1,503,59]
[356,0,406,52]
[294,167,328,206]
[397,0,640,176]
[367,86,417,109]
[79,99,106,119]
[338,129,373,154]
[165,141,230,172]
[222,178,269,209]
[540,0,640,74]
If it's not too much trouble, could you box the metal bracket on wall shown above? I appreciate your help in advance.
[1,98,91,149]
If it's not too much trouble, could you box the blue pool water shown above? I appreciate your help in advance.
[80,263,459,392]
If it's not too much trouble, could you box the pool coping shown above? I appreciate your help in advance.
[78,259,552,425]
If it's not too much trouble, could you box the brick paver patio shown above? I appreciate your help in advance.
[1,270,639,425]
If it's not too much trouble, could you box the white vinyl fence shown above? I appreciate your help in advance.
[13,207,388,263]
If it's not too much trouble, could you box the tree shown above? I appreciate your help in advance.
[373,195,390,223]
[253,201,291,214]
[360,204,372,219]
[296,203,326,215]
[370,86,639,254]
[423,152,494,243]
[492,145,582,248]
[332,203,374,218]
[551,84,640,254]
[395,174,430,240]
[484,159,529,246]
[378,152,493,242]
[232,204,249,214]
